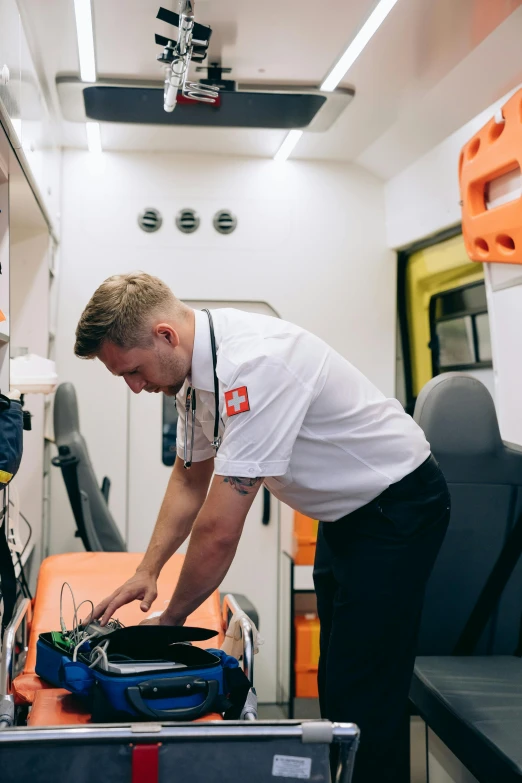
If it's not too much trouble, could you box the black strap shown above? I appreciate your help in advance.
[454,509,522,655]
[0,492,17,635]
[222,665,252,719]
[51,447,92,551]
[203,308,220,448]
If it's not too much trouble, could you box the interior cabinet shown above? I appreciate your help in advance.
[0,0,22,142]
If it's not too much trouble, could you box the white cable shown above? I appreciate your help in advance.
[89,640,109,670]
[73,599,94,644]
[60,582,77,637]
[72,631,99,662]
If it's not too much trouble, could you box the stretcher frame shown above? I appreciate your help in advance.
[0,593,255,726]
[0,595,359,782]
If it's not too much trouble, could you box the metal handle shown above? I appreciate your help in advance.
[262,487,270,525]
[100,477,111,504]
[332,724,361,783]
[221,593,254,685]
[127,676,219,721]
[0,597,30,727]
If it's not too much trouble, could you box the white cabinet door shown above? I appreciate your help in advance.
[0,0,21,142]
[127,300,281,703]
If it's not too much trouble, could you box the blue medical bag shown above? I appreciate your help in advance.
[35,625,250,721]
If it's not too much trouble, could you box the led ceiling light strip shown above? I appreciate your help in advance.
[74,0,97,83]
[74,0,100,152]
[274,130,304,163]
[274,0,401,161]
[86,122,102,154]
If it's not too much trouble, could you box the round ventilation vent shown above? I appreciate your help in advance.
[176,208,200,234]
[213,210,237,235]
[138,208,162,233]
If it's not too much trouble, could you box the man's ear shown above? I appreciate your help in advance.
[155,322,180,348]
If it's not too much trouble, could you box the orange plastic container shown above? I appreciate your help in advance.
[294,614,320,698]
[293,512,319,565]
[460,87,522,265]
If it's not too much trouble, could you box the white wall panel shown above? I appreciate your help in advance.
[385,88,520,250]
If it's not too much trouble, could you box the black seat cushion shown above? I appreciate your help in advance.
[411,656,522,783]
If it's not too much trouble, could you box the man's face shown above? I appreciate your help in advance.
[98,331,189,397]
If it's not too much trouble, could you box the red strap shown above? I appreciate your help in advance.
[132,744,159,783]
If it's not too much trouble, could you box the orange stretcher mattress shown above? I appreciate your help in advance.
[27,689,223,726]
[14,552,225,711]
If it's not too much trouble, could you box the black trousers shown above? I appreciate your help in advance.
[313,454,450,783]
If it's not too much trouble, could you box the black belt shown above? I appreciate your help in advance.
[388,454,440,493]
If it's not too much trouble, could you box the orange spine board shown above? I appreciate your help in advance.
[460,88,522,265]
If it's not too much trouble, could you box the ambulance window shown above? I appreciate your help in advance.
[429,282,492,374]
[436,316,474,367]
[475,312,492,362]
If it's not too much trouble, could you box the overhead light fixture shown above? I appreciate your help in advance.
[86,122,102,154]
[274,130,303,163]
[321,0,400,91]
[274,0,400,161]
[74,0,97,83]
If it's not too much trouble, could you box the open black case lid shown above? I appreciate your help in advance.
[96,625,219,659]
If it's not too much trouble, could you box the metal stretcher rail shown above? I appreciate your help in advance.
[0,598,30,728]
[0,593,255,726]
[221,592,257,720]
[221,593,254,679]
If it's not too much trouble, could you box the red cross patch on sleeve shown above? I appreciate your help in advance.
[225,386,250,416]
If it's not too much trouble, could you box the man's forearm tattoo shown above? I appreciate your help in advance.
[223,476,262,496]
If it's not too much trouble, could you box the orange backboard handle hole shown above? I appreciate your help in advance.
[489,121,505,143]
[459,150,464,178]
[496,234,516,253]
[468,138,481,160]
[475,238,489,255]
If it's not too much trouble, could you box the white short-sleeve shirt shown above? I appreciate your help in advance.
[176,308,430,522]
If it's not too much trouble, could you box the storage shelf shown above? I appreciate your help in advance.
[294,564,314,591]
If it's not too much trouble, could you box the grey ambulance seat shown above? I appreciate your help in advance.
[53,382,126,552]
[415,373,522,655]
[411,373,522,782]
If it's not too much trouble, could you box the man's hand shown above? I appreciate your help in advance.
[91,569,158,626]
[139,613,187,626]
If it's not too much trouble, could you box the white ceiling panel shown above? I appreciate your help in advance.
[293,0,522,165]
[356,6,522,179]
[17,0,522,178]
[93,0,378,84]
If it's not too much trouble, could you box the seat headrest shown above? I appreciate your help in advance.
[54,382,80,442]
[413,373,501,456]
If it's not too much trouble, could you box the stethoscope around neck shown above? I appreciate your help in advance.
[183,308,221,469]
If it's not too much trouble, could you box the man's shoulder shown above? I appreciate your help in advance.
[215,310,329,388]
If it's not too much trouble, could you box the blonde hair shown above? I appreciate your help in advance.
[75,272,184,358]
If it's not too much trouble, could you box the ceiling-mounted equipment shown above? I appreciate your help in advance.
[155,2,219,113]
[213,210,237,235]
[138,208,162,233]
[58,0,354,132]
[57,77,354,132]
[176,208,200,234]
[196,63,235,93]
